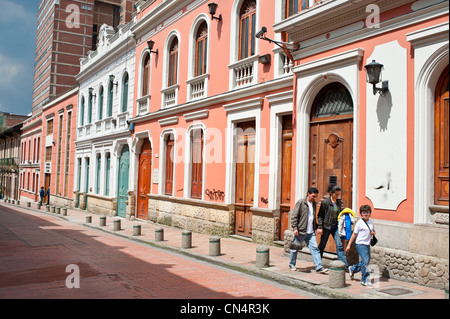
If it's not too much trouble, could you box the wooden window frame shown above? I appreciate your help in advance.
[142,54,150,96]
[195,22,208,77]
[168,38,179,87]
[239,0,256,61]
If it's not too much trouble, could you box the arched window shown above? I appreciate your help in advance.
[239,0,256,60]
[98,86,104,120]
[122,72,129,112]
[142,54,150,96]
[107,82,113,117]
[195,21,208,77]
[88,91,93,124]
[80,96,85,126]
[168,37,179,87]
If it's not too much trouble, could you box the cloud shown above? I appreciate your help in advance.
[0,54,25,87]
[0,0,35,26]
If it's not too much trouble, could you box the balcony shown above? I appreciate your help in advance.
[0,157,19,167]
[229,56,259,90]
[161,85,179,108]
[187,73,209,101]
[76,113,130,141]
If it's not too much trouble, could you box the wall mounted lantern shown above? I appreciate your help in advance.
[88,87,96,98]
[147,40,158,54]
[364,60,389,95]
[109,74,118,87]
[258,54,271,64]
[208,2,222,21]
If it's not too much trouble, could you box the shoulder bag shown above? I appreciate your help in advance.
[363,220,378,246]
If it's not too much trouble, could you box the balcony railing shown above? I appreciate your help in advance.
[161,85,178,108]
[229,56,258,90]
[0,157,19,166]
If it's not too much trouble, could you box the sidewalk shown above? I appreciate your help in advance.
[1,200,447,299]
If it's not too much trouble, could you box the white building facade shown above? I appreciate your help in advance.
[75,23,136,217]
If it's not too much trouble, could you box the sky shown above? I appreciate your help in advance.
[0,0,38,116]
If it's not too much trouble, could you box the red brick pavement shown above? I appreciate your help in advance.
[0,203,321,300]
[0,201,447,300]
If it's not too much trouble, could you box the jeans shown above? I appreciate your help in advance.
[351,244,371,284]
[318,225,348,267]
[289,233,323,271]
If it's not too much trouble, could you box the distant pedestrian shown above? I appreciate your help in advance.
[46,187,50,205]
[346,205,376,286]
[289,187,328,274]
[39,187,45,205]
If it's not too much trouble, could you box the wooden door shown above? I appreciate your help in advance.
[44,174,50,203]
[117,145,130,218]
[279,115,293,240]
[137,140,152,220]
[165,135,174,196]
[435,67,449,206]
[85,158,90,209]
[191,129,203,199]
[310,119,353,253]
[235,121,255,238]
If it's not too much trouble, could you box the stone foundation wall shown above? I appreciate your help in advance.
[85,194,116,216]
[48,195,73,208]
[371,246,449,290]
[148,195,233,237]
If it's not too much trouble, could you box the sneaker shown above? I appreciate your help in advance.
[316,267,329,274]
[289,265,297,271]
[348,267,355,279]
[361,281,373,287]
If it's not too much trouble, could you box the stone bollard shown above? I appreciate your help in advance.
[62,208,67,216]
[113,219,121,231]
[209,236,221,256]
[99,216,106,227]
[256,245,270,268]
[16,200,20,206]
[86,216,92,223]
[37,203,41,210]
[46,205,50,212]
[329,260,346,288]
[133,225,141,236]
[50,206,55,214]
[182,230,192,249]
[155,227,164,241]
[11,200,15,205]
[27,202,31,208]
[445,283,449,299]
[56,207,61,215]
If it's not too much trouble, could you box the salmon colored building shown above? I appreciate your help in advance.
[19,113,43,204]
[127,0,448,288]
[40,86,78,207]
[19,86,78,207]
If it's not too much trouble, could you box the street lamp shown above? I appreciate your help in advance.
[364,60,389,95]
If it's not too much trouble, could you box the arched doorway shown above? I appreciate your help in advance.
[117,145,130,218]
[137,140,152,220]
[434,66,449,206]
[309,82,353,253]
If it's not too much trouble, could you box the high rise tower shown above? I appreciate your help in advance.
[32,0,137,113]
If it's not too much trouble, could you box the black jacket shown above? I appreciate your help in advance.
[317,197,343,230]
